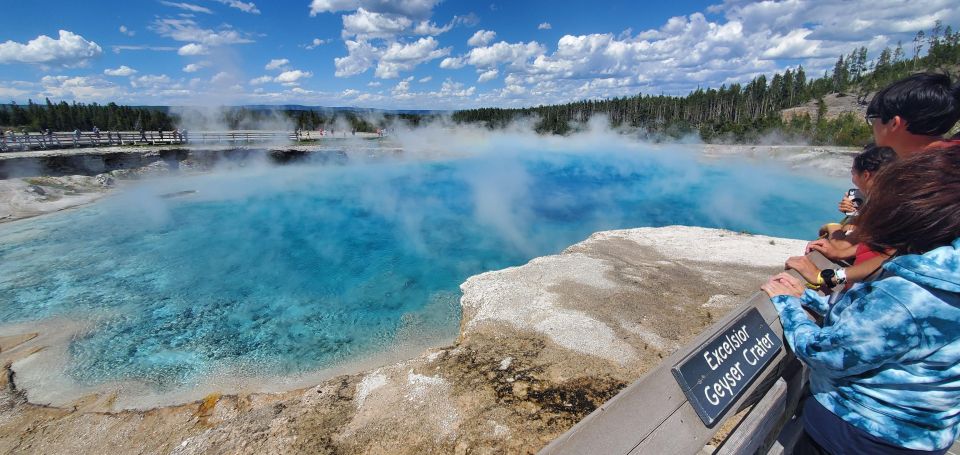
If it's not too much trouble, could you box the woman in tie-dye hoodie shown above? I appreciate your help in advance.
[762,146,960,454]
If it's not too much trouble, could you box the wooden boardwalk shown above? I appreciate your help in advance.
[0,130,347,152]
[949,439,960,455]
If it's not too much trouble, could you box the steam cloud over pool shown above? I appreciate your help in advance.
[0,141,845,405]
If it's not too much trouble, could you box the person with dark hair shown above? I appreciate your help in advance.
[788,144,897,287]
[840,144,898,214]
[762,145,960,454]
[866,72,960,157]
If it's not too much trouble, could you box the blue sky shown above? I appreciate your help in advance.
[0,0,956,109]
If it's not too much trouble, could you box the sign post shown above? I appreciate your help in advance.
[671,307,783,427]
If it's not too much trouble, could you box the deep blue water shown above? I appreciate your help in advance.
[0,148,845,391]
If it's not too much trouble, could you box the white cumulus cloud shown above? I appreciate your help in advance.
[375,36,450,78]
[466,41,545,69]
[183,61,210,72]
[538,22,552,30]
[477,68,498,83]
[439,56,465,69]
[177,43,208,55]
[305,38,330,49]
[104,65,138,76]
[342,8,413,40]
[119,25,135,37]
[275,69,313,83]
[249,75,273,85]
[413,20,452,36]
[265,58,290,70]
[468,30,496,47]
[309,0,441,19]
[335,39,379,77]
[0,30,102,67]
[39,75,122,101]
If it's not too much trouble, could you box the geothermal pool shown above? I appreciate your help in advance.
[0,145,845,405]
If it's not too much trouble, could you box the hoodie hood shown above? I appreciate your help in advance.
[884,238,960,293]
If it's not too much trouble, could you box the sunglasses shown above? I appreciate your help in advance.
[864,114,881,126]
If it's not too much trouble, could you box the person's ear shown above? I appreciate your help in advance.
[890,115,907,132]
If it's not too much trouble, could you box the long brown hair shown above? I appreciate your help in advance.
[854,144,960,255]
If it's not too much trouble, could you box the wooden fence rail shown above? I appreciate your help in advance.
[0,131,305,152]
[540,252,838,455]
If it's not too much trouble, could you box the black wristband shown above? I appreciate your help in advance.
[820,268,837,287]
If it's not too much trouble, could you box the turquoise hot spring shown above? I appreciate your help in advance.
[0,143,846,405]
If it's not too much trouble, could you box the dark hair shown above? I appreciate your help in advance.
[855,145,960,255]
[866,73,960,136]
[852,143,897,174]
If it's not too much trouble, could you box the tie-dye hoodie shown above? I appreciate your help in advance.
[770,238,960,451]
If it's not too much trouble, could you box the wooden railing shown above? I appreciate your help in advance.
[540,252,838,455]
[0,131,312,152]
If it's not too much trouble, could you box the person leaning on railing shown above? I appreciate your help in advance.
[761,146,960,455]
[785,144,897,290]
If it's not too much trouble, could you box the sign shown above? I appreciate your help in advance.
[671,307,783,427]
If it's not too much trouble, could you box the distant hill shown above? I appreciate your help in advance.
[780,93,867,122]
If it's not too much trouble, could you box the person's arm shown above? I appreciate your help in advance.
[785,256,820,284]
[764,273,829,317]
[807,238,857,261]
[763,283,920,378]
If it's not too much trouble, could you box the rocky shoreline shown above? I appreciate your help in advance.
[0,225,807,454]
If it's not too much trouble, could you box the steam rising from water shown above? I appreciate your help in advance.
[0,126,847,407]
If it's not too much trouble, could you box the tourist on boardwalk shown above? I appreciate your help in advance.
[182,128,188,144]
[786,144,897,289]
[763,145,960,455]
[72,128,81,147]
[139,126,147,143]
[158,128,164,141]
[866,73,960,158]
[37,128,47,149]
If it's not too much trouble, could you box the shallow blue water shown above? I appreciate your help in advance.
[0,148,845,391]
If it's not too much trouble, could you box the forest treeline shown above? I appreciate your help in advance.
[0,100,421,134]
[0,101,175,132]
[453,22,960,145]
